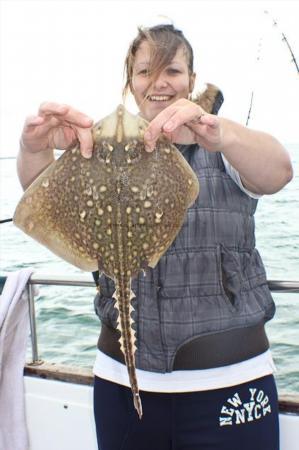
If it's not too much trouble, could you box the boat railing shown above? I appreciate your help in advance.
[26,274,299,365]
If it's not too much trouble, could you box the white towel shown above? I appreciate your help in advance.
[0,269,34,450]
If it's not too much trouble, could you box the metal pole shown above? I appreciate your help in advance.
[27,282,42,365]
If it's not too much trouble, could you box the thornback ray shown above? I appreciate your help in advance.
[13,104,200,418]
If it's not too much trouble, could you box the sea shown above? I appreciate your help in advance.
[0,145,298,396]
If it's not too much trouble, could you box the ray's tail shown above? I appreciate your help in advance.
[113,276,143,419]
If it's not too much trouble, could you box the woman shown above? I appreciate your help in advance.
[17,24,292,450]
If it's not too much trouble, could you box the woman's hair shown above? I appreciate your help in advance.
[123,24,194,99]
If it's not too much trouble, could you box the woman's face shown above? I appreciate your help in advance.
[131,40,195,122]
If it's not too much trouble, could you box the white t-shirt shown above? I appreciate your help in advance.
[93,350,275,392]
[93,156,271,392]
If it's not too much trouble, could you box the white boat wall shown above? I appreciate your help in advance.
[24,372,97,450]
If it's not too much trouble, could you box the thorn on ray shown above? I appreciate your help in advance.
[112,290,119,301]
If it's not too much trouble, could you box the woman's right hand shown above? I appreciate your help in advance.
[20,102,94,158]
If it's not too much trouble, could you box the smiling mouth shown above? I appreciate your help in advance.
[147,95,173,102]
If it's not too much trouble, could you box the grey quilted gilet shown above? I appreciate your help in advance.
[94,144,275,372]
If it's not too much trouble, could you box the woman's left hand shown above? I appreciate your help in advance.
[143,98,223,152]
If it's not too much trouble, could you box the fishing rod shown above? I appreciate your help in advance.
[246,10,298,126]
[264,10,299,74]
[246,37,263,126]
[0,218,13,224]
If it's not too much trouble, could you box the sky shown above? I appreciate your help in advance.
[0,0,298,158]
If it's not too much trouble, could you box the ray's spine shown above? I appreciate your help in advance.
[112,203,143,419]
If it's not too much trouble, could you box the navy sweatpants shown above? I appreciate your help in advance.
[93,374,279,450]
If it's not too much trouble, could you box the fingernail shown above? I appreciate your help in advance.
[83,150,92,158]
[145,145,153,152]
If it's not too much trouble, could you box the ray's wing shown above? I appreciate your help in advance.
[13,145,112,271]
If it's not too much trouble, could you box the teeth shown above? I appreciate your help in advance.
[149,95,171,101]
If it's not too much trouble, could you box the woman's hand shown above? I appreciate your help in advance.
[17,102,94,190]
[20,102,94,158]
[143,98,223,152]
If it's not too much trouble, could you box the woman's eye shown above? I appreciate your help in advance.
[167,68,180,75]
[138,69,149,76]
